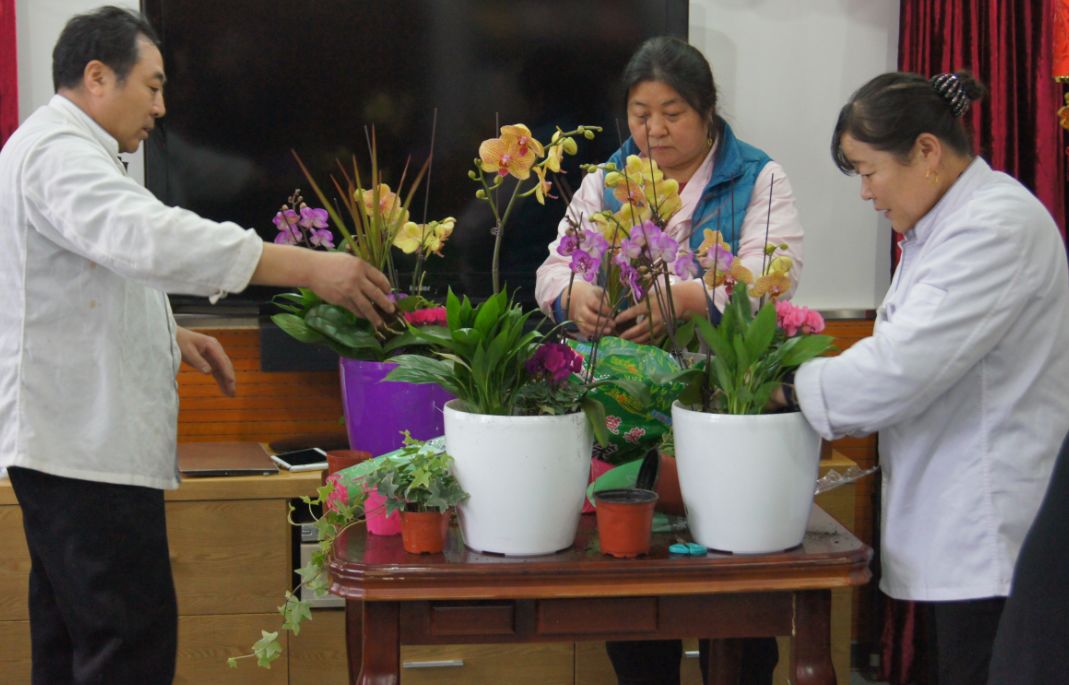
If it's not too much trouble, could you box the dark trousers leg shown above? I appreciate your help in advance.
[607,637,777,685]
[924,597,1005,685]
[988,430,1069,685]
[8,467,178,685]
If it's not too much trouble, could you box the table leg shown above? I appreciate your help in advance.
[356,601,401,685]
[705,638,741,685]
[344,599,363,685]
[793,589,836,685]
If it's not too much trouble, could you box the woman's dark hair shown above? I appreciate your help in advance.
[621,36,719,138]
[831,70,985,173]
[52,6,161,92]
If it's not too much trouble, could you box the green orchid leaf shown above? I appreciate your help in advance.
[271,313,327,344]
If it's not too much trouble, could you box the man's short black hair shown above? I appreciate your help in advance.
[52,6,161,92]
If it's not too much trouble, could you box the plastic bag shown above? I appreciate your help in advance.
[570,336,686,465]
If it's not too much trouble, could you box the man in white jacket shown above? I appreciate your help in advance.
[0,6,394,682]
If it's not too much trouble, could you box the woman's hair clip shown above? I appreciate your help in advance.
[930,73,971,118]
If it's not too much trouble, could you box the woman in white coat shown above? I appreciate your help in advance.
[777,71,1069,685]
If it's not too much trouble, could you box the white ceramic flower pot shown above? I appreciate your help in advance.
[444,400,593,555]
[671,402,821,554]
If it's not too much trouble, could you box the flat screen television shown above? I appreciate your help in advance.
[142,0,688,314]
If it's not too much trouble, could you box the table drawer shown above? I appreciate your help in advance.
[166,498,291,615]
[401,642,574,685]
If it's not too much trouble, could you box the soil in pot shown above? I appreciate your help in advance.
[400,510,450,554]
[594,488,658,558]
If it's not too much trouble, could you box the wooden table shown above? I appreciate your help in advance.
[330,507,871,685]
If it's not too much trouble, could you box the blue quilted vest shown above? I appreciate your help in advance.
[602,120,771,253]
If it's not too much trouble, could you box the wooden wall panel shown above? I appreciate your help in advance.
[176,328,344,445]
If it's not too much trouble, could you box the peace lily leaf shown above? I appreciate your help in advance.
[581,394,610,446]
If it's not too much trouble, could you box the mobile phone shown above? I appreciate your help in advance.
[270,447,329,472]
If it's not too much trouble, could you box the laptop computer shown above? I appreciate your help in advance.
[177,442,279,477]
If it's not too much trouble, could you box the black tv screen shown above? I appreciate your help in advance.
[143,0,688,313]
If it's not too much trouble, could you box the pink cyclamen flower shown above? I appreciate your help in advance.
[403,306,447,327]
[526,342,584,385]
[776,301,825,337]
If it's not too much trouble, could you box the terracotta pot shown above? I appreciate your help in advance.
[326,449,372,477]
[653,453,685,517]
[594,488,658,558]
[400,510,450,554]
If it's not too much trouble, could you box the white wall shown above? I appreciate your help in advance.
[690,0,899,309]
[16,0,144,182]
[16,0,899,309]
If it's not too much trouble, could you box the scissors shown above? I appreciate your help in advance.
[668,538,708,556]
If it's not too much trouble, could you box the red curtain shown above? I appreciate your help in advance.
[0,0,16,147]
[899,0,1066,237]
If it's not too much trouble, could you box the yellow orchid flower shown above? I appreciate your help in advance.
[359,183,409,227]
[592,211,628,247]
[478,123,544,180]
[531,166,555,205]
[423,217,455,256]
[769,255,793,274]
[732,261,754,286]
[392,221,424,254]
[392,217,456,256]
[545,130,575,173]
[750,271,791,300]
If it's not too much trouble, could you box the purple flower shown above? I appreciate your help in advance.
[614,253,645,301]
[579,230,608,261]
[699,243,734,274]
[569,249,599,282]
[556,234,579,257]
[273,208,299,230]
[526,342,584,385]
[309,227,335,249]
[299,206,329,229]
[673,249,698,278]
[647,230,679,264]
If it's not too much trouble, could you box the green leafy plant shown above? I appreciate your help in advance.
[672,283,835,415]
[364,433,469,514]
[385,288,647,445]
[227,474,365,670]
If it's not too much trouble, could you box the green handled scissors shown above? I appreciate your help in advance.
[668,539,707,556]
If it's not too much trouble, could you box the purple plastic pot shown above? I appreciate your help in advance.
[338,358,453,458]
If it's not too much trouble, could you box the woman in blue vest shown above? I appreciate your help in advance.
[535,36,804,345]
[536,36,802,685]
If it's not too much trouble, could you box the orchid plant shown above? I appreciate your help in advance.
[269,131,455,361]
[558,154,695,347]
[559,149,833,415]
[471,123,601,294]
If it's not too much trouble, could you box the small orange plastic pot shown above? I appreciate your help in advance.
[399,510,450,554]
[594,488,658,558]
